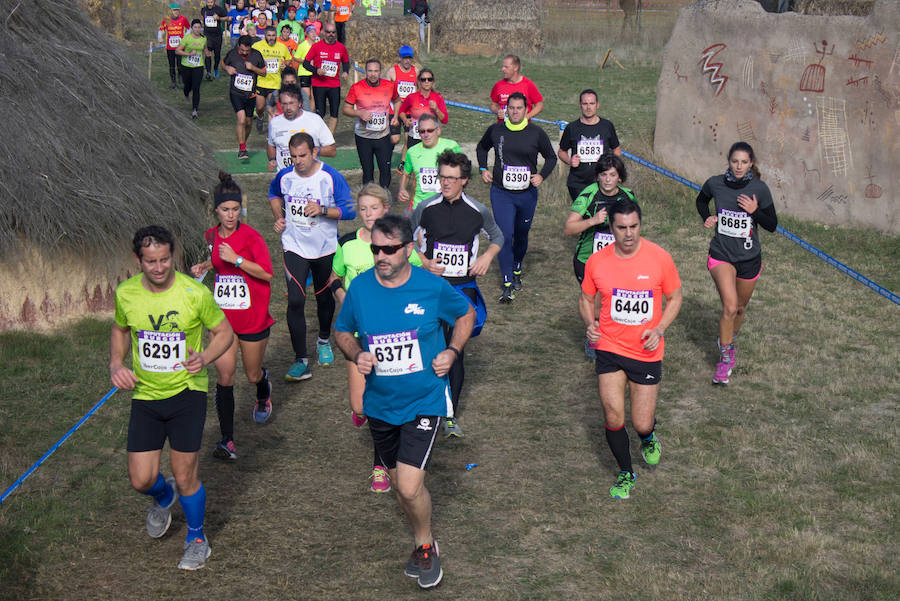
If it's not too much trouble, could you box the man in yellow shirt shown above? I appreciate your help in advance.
[252,26,293,133]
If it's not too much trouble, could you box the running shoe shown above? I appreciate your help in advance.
[498,284,514,304]
[237,149,250,161]
[191,110,198,120]
[213,437,237,460]
[285,360,312,381]
[256,116,264,133]
[442,418,463,438]
[712,359,733,385]
[317,340,334,366]
[168,80,177,90]
[609,471,636,500]
[406,541,441,589]
[369,466,391,493]
[351,412,368,427]
[512,269,523,291]
[253,398,272,423]
[146,476,178,538]
[178,538,211,571]
[640,432,661,466]
[395,159,404,175]
[584,339,596,359]
[205,71,212,81]
[214,68,219,78]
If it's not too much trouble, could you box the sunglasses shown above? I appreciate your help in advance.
[419,127,437,134]
[370,243,406,255]
[418,77,433,82]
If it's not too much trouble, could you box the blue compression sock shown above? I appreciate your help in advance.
[144,473,175,508]
[180,483,207,542]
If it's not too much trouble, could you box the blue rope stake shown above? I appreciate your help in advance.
[0,387,119,506]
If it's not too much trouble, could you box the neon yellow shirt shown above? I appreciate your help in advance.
[252,39,294,90]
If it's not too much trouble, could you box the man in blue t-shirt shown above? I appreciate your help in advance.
[334,214,474,590]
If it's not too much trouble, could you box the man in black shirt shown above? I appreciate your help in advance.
[222,35,267,160]
[558,89,622,201]
[201,0,227,80]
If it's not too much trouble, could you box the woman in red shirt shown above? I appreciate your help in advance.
[395,68,448,163]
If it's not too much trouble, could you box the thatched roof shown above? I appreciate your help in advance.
[0,0,218,268]
[430,0,544,55]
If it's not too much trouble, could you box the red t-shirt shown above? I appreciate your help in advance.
[398,91,448,123]
[160,16,191,50]
[391,64,418,100]
[206,223,275,335]
[581,239,681,362]
[305,40,349,87]
[345,79,398,135]
[489,76,543,121]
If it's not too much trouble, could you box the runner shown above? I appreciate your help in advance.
[328,184,422,492]
[252,26,293,133]
[579,199,683,499]
[476,92,557,302]
[410,0,428,43]
[396,67,447,170]
[386,45,417,158]
[200,0,227,80]
[331,0,352,44]
[277,5,304,41]
[268,83,336,173]
[226,0,250,49]
[110,225,233,570]
[489,54,543,122]
[302,22,350,133]
[557,89,622,201]
[696,141,777,385]
[278,22,300,66]
[265,66,299,118]
[343,58,399,188]
[175,20,211,119]
[334,214,475,589]
[409,150,503,437]
[252,0,275,23]
[269,132,355,381]
[189,173,275,457]
[398,114,461,211]
[362,0,386,16]
[222,35,266,160]
[158,3,190,90]
[294,25,318,112]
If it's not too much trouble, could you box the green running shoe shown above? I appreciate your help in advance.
[609,471,636,499]
[641,432,661,465]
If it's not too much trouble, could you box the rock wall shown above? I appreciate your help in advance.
[654,0,898,233]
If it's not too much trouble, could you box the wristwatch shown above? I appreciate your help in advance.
[235,256,244,267]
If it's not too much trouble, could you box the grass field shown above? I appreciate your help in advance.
[1,4,898,600]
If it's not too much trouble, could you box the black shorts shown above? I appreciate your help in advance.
[406,135,421,149]
[712,253,762,280]
[127,388,207,453]
[237,326,271,342]
[256,86,276,98]
[230,91,256,114]
[313,85,341,118]
[368,415,440,470]
[595,350,662,385]
[299,75,312,88]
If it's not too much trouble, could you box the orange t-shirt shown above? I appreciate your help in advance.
[581,239,681,362]
[280,36,300,70]
[332,0,352,22]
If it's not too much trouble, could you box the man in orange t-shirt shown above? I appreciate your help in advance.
[579,197,682,501]
[331,0,352,44]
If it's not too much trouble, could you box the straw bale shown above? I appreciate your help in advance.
[793,0,873,15]
[0,0,219,329]
[346,17,422,71]
[430,0,544,56]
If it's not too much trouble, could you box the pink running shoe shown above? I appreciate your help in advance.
[712,357,733,385]
[351,412,368,428]
[369,465,391,493]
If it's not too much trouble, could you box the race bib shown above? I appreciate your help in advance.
[186,54,202,67]
[276,147,292,169]
[717,208,752,238]
[418,167,439,193]
[577,138,604,163]
[592,232,614,253]
[610,288,653,325]
[338,5,349,15]
[433,242,468,278]
[290,32,299,42]
[397,80,415,98]
[265,58,280,74]
[214,274,251,310]
[285,194,316,229]
[367,331,423,376]
[366,112,387,131]
[137,331,186,372]
[502,165,530,191]
[409,120,421,140]
[204,15,217,27]
[321,60,338,77]
[366,4,379,14]
[168,35,181,47]
[234,73,254,92]
[231,22,241,35]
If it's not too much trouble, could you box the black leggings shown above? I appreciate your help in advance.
[442,286,476,415]
[204,35,223,74]
[284,251,335,361]
[336,20,346,44]
[354,134,394,189]
[180,65,203,110]
[166,48,178,82]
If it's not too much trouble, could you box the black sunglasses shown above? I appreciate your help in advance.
[370,243,406,255]
[418,77,433,82]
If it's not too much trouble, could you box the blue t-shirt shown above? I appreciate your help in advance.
[335,266,472,425]
[226,8,249,37]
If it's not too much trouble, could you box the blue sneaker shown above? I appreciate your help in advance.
[253,398,272,424]
[213,68,219,78]
[317,341,334,366]
[285,360,311,382]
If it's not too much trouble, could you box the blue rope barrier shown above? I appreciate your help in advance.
[0,387,119,506]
